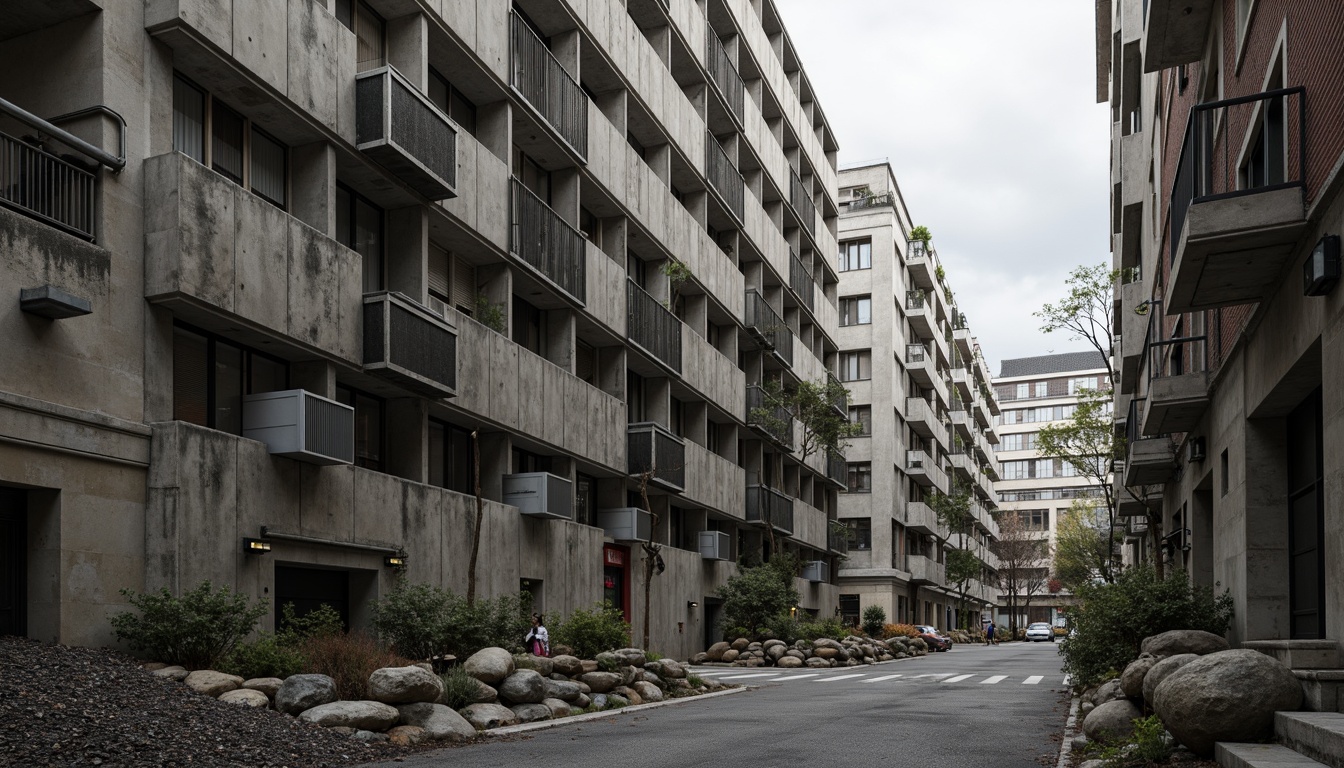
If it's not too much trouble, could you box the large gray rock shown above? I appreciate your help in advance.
[514,654,554,677]
[459,703,519,730]
[541,697,572,718]
[1143,654,1199,704]
[463,648,514,685]
[1082,699,1144,743]
[720,649,740,663]
[275,674,338,715]
[242,677,283,698]
[511,703,552,723]
[1120,655,1157,699]
[152,666,189,682]
[468,679,499,704]
[813,638,844,652]
[730,638,750,651]
[1092,678,1124,706]
[395,702,476,742]
[613,648,647,667]
[589,693,608,710]
[1141,630,1230,659]
[218,689,270,708]
[766,645,787,661]
[1153,649,1303,756]
[544,679,582,702]
[184,670,243,697]
[368,665,444,704]
[498,670,546,704]
[299,701,400,731]
[551,654,584,677]
[650,659,686,679]
[705,642,731,661]
[579,671,620,693]
[572,693,591,709]
[631,681,663,703]
[805,657,832,668]
[776,655,804,668]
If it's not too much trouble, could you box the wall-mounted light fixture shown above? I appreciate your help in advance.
[384,553,408,569]
[1303,235,1341,297]
[687,600,699,610]
[242,538,271,555]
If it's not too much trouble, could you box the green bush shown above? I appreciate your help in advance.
[861,606,887,637]
[551,602,630,659]
[439,665,482,710]
[1088,714,1171,766]
[716,555,799,638]
[278,602,344,643]
[442,592,533,656]
[1060,566,1233,688]
[372,583,534,659]
[798,618,848,642]
[111,581,268,669]
[223,633,305,680]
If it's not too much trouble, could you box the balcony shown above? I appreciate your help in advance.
[1115,476,1147,517]
[825,452,847,488]
[510,178,586,305]
[908,554,944,586]
[906,397,937,438]
[1118,278,1147,394]
[363,292,457,398]
[906,343,935,387]
[949,409,972,442]
[706,131,744,224]
[790,168,816,237]
[950,449,976,482]
[509,11,588,159]
[627,422,686,493]
[1124,398,1177,486]
[0,129,97,241]
[952,324,972,358]
[828,373,847,418]
[706,29,744,125]
[950,366,971,399]
[905,449,939,488]
[745,484,793,535]
[972,394,991,429]
[1139,306,1212,436]
[627,280,682,374]
[828,527,849,556]
[843,191,897,214]
[906,502,939,536]
[355,66,456,200]
[1166,88,1308,314]
[906,290,935,339]
[1143,0,1217,72]
[789,249,815,313]
[746,384,794,449]
[744,289,793,368]
[906,240,936,289]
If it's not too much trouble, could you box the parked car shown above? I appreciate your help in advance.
[1025,622,1055,642]
[914,624,951,651]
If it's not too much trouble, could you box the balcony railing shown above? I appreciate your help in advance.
[1170,87,1305,267]
[0,129,96,240]
[510,178,586,304]
[706,29,744,123]
[826,452,847,488]
[844,191,896,212]
[1142,301,1209,384]
[789,248,815,313]
[906,290,927,311]
[627,279,682,373]
[746,383,794,449]
[908,240,931,261]
[746,484,794,535]
[790,168,816,236]
[906,343,929,364]
[362,292,458,398]
[828,527,849,556]
[744,289,793,367]
[706,131,744,223]
[828,373,847,418]
[509,11,589,158]
[355,66,457,200]
[627,422,685,492]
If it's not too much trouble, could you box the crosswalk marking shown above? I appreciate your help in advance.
[941,674,974,683]
[980,675,1007,684]
[776,673,821,682]
[862,674,904,683]
[688,667,1057,688]
[815,673,867,683]
[1023,676,1043,685]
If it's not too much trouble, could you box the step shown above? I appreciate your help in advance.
[1276,712,1344,768]
[1216,742,1329,768]
[1243,640,1342,670]
[1294,670,1344,713]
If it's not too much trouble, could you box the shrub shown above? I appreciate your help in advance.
[686,674,705,688]
[1089,715,1171,767]
[551,602,630,659]
[439,665,481,710]
[223,633,305,680]
[881,623,920,639]
[716,555,799,638]
[796,618,848,642]
[371,583,533,659]
[278,602,344,644]
[1060,566,1233,688]
[110,581,268,669]
[298,631,408,700]
[442,592,533,655]
[861,606,887,637]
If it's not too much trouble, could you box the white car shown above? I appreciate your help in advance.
[1025,622,1055,642]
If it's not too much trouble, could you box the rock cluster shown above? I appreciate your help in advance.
[690,635,927,668]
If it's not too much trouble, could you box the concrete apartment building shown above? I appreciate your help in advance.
[833,163,1002,632]
[0,0,849,659]
[993,351,1110,627]
[1100,0,1344,662]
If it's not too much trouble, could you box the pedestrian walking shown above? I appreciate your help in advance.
[985,622,995,646]
[525,613,550,657]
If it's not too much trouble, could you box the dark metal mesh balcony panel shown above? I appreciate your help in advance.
[789,249,815,313]
[305,393,356,464]
[363,293,458,397]
[510,12,589,159]
[627,422,686,492]
[744,290,793,367]
[355,68,457,200]
[828,529,849,555]
[0,130,96,240]
[746,384,794,449]
[706,30,744,123]
[746,484,794,535]
[827,453,847,487]
[510,179,586,304]
[706,132,743,223]
[790,169,816,236]
[627,280,682,373]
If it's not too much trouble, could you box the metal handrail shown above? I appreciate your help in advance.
[705,29,744,122]
[509,12,589,158]
[0,129,97,240]
[706,130,744,223]
[0,97,124,171]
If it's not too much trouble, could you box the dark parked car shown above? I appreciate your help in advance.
[915,624,951,651]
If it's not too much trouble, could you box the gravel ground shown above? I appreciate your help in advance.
[0,636,432,768]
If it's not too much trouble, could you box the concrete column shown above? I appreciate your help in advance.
[550,29,581,81]
[684,294,708,337]
[291,141,336,236]
[602,216,628,264]
[387,206,428,302]
[595,89,626,134]
[683,190,708,229]
[551,168,580,226]
[644,25,670,68]
[646,143,671,187]
[291,361,336,399]
[476,101,511,162]
[1239,417,1291,642]
[597,346,626,400]
[645,377,671,427]
[685,401,707,446]
[144,305,175,422]
[479,431,512,502]
[385,398,428,483]
[478,263,513,336]
[387,12,428,91]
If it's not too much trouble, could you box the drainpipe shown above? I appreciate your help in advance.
[0,97,126,172]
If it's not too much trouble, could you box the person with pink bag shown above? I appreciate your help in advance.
[525,613,550,657]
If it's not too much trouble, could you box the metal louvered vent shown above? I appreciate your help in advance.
[626,422,685,492]
[363,292,458,398]
[355,66,457,200]
[242,390,354,466]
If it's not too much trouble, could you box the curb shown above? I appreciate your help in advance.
[1055,695,1081,768]
[482,686,750,737]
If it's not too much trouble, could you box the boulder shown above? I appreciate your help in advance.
[730,638,750,651]
[368,665,444,704]
[541,697,571,718]
[690,653,709,665]
[351,730,388,743]
[275,674,339,715]
[606,694,631,708]
[654,659,686,679]
[631,681,664,703]
[514,655,554,677]
[1141,630,1230,659]
[459,703,520,730]
[580,660,599,674]
[1153,649,1303,756]
[613,648,647,667]
[617,665,639,686]
[813,647,841,660]
[395,703,476,742]
[468,679,499,704]
[762,639,786,651]
[595,651,619,668]
[766,645,787,661]
[1120,655,1157,699]
[544,679,582,702]
[551,654,584,677]
[242,677,283,698]
[463,648,515,685]
[498,670,546,704]
[706,642,731,661]
[1082,699,1143,743]
[813,638,844,652]
[720,649,740,663]
[151,666,189,682]
[640,671,660,684]
[785,649,806,660]
[589,693,609,710]
[572,693,591,709]
[805,657,832,668]
[387,725,426,746]
[1142,654,1198,705]
[184,671,243,698]
[579,671,621,693]
[511,703,552,723]
[218,689,270,708]
[612,686,642,705]
[1092,679,1124,705]
[299,701,400,731]
[776,656,804,668]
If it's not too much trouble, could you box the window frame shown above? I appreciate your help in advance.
[173,72,289,211]
[838,239,872,272]
[839,350,872,382]
[847,405,872,436]
[335,182,386,292]
[171,321,290,435]
[846,462,872,494]
[337,384,386,472]
[839,295,872,326]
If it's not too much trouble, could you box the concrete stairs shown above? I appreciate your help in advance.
[1215,711,1344,768]
[1243,641,1344,714]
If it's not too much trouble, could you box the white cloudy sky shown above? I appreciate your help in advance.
[775,0,1111,375]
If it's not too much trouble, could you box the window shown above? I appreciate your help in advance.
[336,385,384,471]
[846,463,872,493]
[1018,510,1050,531]
[1069,376,1100,395]
[428,420,473,494]
[1000,460,1030,480]
[512,295,546,356]
[848,405,871,435]
[839,351,871,381]
[839,295,872,326]
[998,433,1038,452]
[336,183,384,292]
[512,447,552,474]
[335,0,386,71]
[428,245,477,316]
[172,324,288,435]
[428,68,477,135]
[838,239,872,271]
[842,519,872,550]
[575,473,597,526]
[173,74,288,209]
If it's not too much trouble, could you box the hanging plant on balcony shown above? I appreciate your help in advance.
[474,294,506,334]
[910,225,932,245]
[660,259,694,310]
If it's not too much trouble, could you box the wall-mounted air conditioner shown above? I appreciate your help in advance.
[802,560,829,583]
[598,508,653,542]
[503,472,573,520]
[698,530,730,561]
[242,389,354,466]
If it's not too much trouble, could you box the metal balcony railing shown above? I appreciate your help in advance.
[746,383,794,449]
[744,289,793,367]
[826,452,847,487]
[1141,300,1210,384]
[828,526,849,555]
[0,129,96,240]
[706,131,744,223]
[627,422,685,492]
[510,178,586,304]
[844,191,896,212]
[908,240,931,261]
[1170,87,1305,266]
[746,484,793,535]
[906,343,929,364]
[906,290,927,311]
[789,248,815,313]
[362,291,457,398]
[790,167,816,236]
[355,66,457,199]
[706,29,744,123]
[509,11,589,158]
[627,279,682,373]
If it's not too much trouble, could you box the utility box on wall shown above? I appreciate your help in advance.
[802,560,829,583]
[698,530,731,561]
[242,389,354,466]
[598,508,653,542]
[503,472,573,520]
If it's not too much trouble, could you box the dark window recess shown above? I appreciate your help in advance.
[429,420,474,495]
[512,296,546,356]
[210,102,245,184]
[0,488,26,637]
[428,68,477,135]
[275,566,349,634]
[336,183,384,293]
[173,72,288,211]
[172,324,289,435]
[576,341,597,385]
[336,386,385,471]
[512,146,550,202]
[513,447,552,474]
[844,519,871,550]
[839,594,860,626]
[575,473,597,526]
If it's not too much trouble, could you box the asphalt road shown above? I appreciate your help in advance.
[363,641,1071,768]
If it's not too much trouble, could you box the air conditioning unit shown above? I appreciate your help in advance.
[1187,436,1207,462]
[802,560,829,583]
[698,530,731,561]
[503,472,573,520]
[242,389,354,466]
[598,507,653,542]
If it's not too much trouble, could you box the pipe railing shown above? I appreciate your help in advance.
[0,129,96,240]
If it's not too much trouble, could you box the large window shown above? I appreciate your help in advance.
[429,68,477,135]
[173,324,288,435]
[998,432,1038,452]
[838,239,871,272]
[1068,376,1101,395]
[336,386,384,471]
[429,420,474,494]
[846,462,872,493]
[1018,509,1050,532]
[839,295,872,326]
[336,183,384,293]
[335,0,386,71]
[842,518,872,550]
[839,351,872,382]
[848,405,872,435]
[173,74,288,209]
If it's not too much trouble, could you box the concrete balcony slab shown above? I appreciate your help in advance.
[1124,436,1177,486]
[1142,371,1212,436]
[1143,0,1217,72]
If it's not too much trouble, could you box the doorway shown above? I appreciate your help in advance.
[0,488,25,636]
[275,565,351,631]
[1286,388,1325,639]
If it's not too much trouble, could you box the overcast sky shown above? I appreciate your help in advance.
[775,0,1110,376]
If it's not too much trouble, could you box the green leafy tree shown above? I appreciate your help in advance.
[1054,501,1120,591]
[111,581,268,669]
[716,554,800,638]
[1034,263,1118,384]
[754,377,862,462]
[861,605,887,637]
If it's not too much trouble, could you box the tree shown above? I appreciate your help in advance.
[753,377,862,462]
[635,467,668,651]
[1054,500,1119,592]
[1036,391,1122,582]
[992,511,1051,636]
[929,483,977,629]
[1034,263,1118,383]
[716,554,800,638]
[467,430,485,604]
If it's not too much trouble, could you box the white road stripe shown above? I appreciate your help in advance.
[941,674,974,683]
[861,674,904,683]
[1024,676,1044,685]
[980,675,1007,684]
[815,673,867,683]
[715,672,783,680]
[777,674,821,682]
